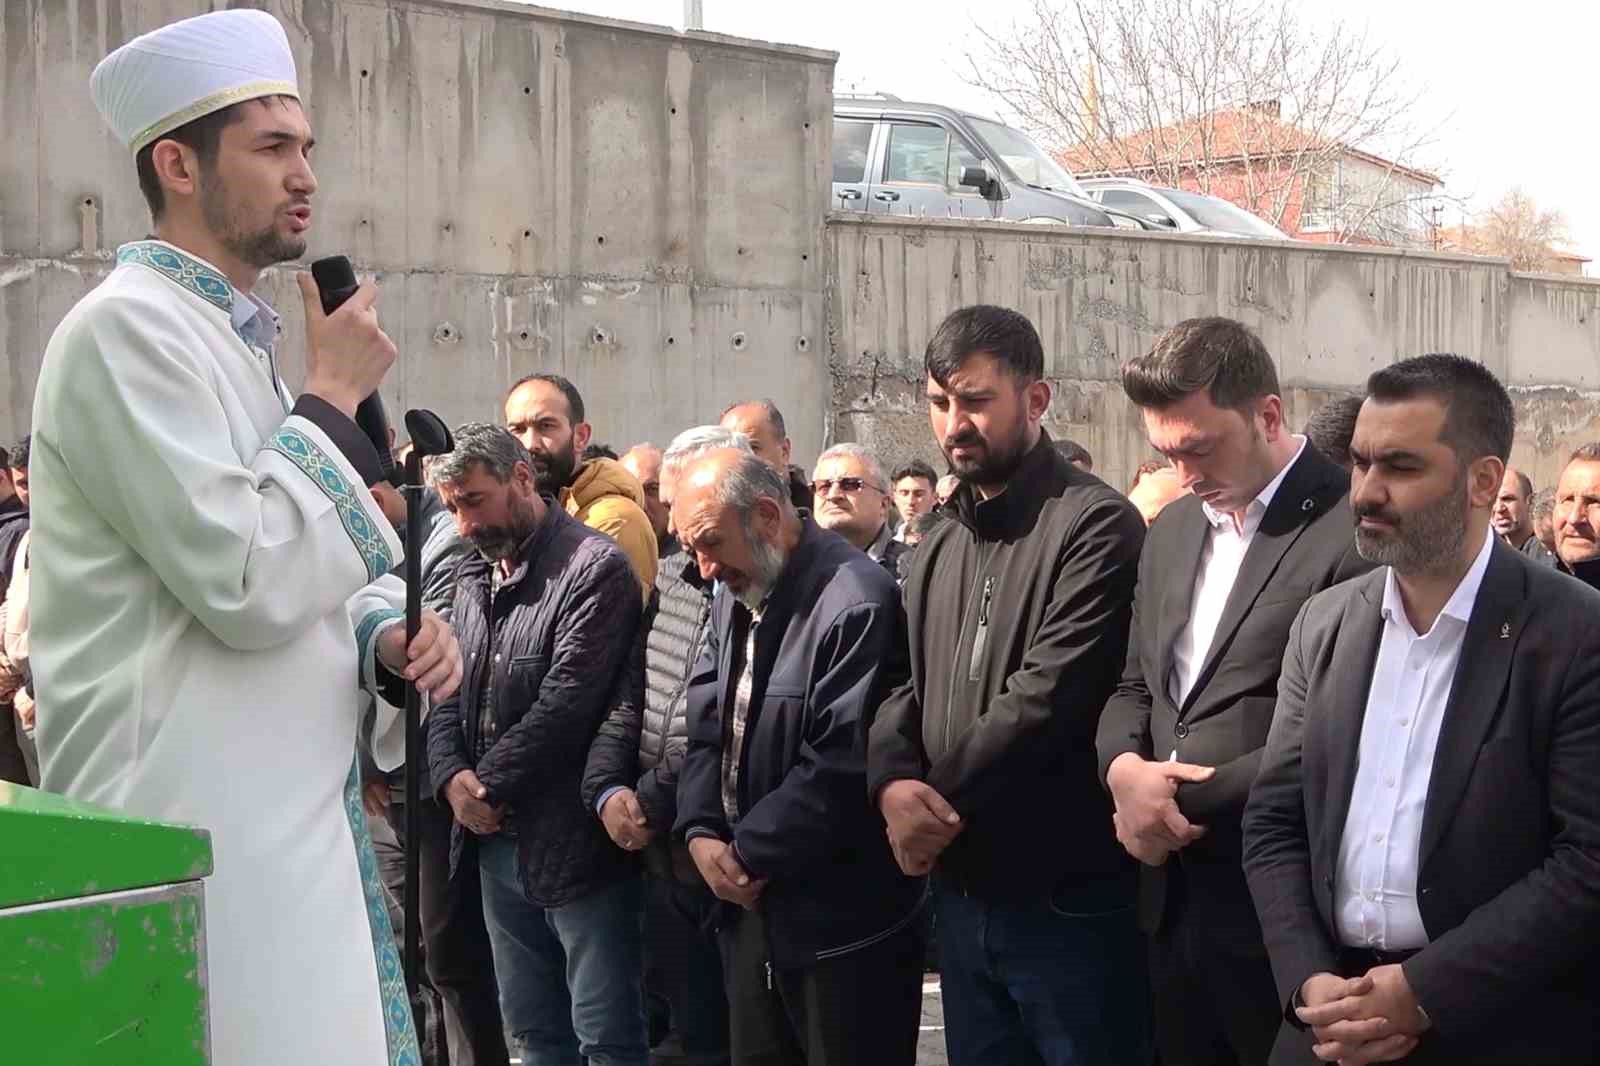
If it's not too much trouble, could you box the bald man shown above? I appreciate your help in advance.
[672,448,924,1066]
[1493,466,1559,568]
[720,399,811,510]
[1128,464,1187,527]
[621,443,670,552]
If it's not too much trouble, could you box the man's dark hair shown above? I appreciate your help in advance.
[8,436,29,472]
[509,373,586,425]
[0,445,8,471]
[1304,395,1363,465]
[1365,354,1514,464]
[1570,442,1600,464]
[583,442,618,462]
[1053,438,1092,467]
[891,460,938,486]
[925,305,1044,387]
[134,97,296,222]
[1121,317,1280,411]
[907,510,949,538]
[720,399,787,440]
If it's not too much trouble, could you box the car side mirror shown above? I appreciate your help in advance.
[1145,212,1178,229]
[959,165,1000,200]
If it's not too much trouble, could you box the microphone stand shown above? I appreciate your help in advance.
[398,408,453,1010]
[401,446,425,1006]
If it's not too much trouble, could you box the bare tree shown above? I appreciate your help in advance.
[966,0,1443,245]
[1468,188,1571,272]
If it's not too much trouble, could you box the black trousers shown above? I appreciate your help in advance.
[0,703,31,786]
[645,870,730,1064]
[718,907,922,1066]
[391,795,511,1066]
[1147,882,1280,1066]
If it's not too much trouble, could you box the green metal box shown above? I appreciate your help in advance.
[0,782,213,1065]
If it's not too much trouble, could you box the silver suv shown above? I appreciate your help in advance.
[1079,178,1289,240]
[833,96,1143,230]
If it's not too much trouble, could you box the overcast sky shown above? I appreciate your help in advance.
[525,0,1600,271]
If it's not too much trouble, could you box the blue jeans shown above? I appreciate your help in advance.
[933,874,1152,1066]
[478,835,648,1066]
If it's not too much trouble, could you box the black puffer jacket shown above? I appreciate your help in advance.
[427,502,643,907]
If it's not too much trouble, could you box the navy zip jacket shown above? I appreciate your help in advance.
[675,518,924,969]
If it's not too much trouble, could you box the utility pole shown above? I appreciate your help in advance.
[684,0,703,30]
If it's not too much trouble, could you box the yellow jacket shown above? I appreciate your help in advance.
[560,458,658,598]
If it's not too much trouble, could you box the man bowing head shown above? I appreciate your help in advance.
[30,11,459,1066]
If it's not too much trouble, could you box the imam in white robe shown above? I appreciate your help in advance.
[30,239,419,1066]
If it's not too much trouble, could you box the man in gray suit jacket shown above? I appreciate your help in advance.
[1244,355,1600,1066]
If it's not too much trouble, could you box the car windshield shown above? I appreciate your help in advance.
[967,117,1087,197]
[1159,188,1286,238]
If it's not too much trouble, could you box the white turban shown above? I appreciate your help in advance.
[91,9,300,154]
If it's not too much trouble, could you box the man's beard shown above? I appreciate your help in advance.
[734,517,789,612]
[942,420,1031,487]
[469,495,540,563]
[528,445,578,494]
[1355,475,1469,574]
[199,172,305,268]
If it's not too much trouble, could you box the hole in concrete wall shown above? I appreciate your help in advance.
[592,326,611,345]
[804,122,811,130]
[360,218,369,227]
[361,69,369,78]
[731,332,748,352]
[667,336,676,345]
[523,86,531,95]
[519,330,530,342]
[796,336,810,353]
[523,229,532,238]
[801,254,808,261]
[84,196,95,207]
[443,223,453,234]
[737,247,746,256]
[597,235,606,246]
[670,106,678,115]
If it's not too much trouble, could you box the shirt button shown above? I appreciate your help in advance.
[1174,722,1189,739]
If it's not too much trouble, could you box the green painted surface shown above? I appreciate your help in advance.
[0,783,213,908]
[0,882,209,1064]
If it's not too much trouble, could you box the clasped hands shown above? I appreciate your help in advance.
[879,779,963,876]
[1105,752,1214,866]
[1297,966,1430,1064]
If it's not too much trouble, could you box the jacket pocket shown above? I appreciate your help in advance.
[967,576,994,682]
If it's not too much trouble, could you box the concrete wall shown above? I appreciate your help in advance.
[827,215,1600,493]
[0,0,836,457]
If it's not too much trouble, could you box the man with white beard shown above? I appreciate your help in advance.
[671,449,925,1066]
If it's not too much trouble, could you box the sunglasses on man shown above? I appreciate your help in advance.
[812,477,883,496]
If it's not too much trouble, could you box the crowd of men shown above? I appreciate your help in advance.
[15,10,1600,1066]
[13,304,1600,1066]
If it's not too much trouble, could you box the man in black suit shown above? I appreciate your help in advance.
[1243,354,1600,1066]
[1097,317,1371,1066]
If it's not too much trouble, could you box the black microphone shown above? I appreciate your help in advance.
[311,255,396,481]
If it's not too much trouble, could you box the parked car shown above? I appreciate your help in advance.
[832,96,1145,230]
[1079,178,1290,239]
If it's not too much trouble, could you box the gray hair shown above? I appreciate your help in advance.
[814,442,887,491]
[428,422,531,487]
[714,450,795,519]
[663,425,752,480]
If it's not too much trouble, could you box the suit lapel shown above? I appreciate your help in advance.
[1418,542,1529,866]
[1181,448,1346,713]
[1158,501,1211,699]
[1321,570,1387,856]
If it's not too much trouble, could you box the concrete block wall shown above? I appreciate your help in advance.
[0,0,835,458]
[827,215,1600,494]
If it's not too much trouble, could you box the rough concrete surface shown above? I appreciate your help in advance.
[1,0,835,457]
[828,215,1600,492]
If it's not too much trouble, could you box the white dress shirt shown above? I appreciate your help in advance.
[1167,437,1307,709]
[1334,526,1496,950]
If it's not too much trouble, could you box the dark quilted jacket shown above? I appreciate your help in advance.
[427,502,643,907]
